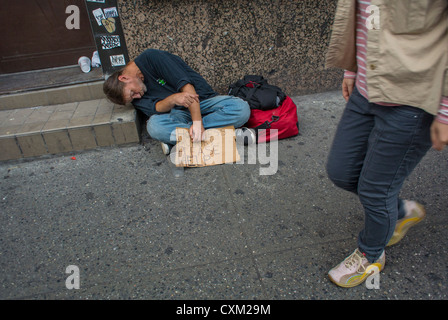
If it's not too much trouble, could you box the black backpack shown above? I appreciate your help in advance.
[228,75,286,111]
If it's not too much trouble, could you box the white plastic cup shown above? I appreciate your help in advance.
[78,56,91,73]
[91,51,101,68]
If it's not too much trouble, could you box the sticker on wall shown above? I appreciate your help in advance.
[92,8,105,26]
[104,7,119,18]
[110,54,126,67]
[102,17,116,33]
[101,35,121,50]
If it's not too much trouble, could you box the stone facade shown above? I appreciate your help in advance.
[117,0,342,96]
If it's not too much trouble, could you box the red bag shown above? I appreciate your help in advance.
[244,96,299,143]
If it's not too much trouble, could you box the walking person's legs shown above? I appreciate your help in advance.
[326,87,433,287]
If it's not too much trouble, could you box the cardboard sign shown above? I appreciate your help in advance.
[174,126,240,167]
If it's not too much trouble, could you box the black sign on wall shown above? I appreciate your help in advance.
[84,0,130,76]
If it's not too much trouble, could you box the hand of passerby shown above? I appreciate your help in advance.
[342,78,355,102]
[430,120,448,151]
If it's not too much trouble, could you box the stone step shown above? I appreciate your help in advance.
[0,65,105,110]
[0,81,105,111]
[0,98,140,161]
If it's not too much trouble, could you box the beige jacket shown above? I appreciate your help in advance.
[326,0,448,115]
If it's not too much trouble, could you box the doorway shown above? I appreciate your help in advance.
[0,0,96,74]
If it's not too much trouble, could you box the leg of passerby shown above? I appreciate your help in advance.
[326,88,381,288]
[328,101,433,288]
[326,87,374,195]
[387,199,427,246]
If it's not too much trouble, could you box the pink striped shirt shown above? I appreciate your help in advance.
[344,0,448,124]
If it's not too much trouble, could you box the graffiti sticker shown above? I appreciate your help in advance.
[101,35,121,50]
[102,17,116,33]
[92,8,105,26]
[104,7,119,18]
[110,54,126,67]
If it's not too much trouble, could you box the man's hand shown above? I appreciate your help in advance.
[171,92,199,109]
[190,120,205,143]
[155,92,199,112]
[342,78,355,102]
[430,120,448,151]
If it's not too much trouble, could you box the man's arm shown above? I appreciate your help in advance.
[155,90,199,113]
[154,83,204,142]
[179,84,201,122]
[181,84,204,142]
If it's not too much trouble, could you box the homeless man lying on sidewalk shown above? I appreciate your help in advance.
[103,49,250,153]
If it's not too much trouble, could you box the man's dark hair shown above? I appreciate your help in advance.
[103,69,126,105]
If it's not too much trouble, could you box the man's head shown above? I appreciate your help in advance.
[103,63,147,105]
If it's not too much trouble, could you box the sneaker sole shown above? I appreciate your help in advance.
[386,203,426,247]
[328,263,383,288]
[161,143,171,155]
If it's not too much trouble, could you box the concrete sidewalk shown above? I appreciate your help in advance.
[1,90,447,300]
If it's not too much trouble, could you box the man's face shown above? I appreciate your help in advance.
[121,76,147,104]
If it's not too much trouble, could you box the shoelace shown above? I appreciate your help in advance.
[343,250,367,273]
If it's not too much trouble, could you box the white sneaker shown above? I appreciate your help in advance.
[160,142,172,155]
[328,248,385,288]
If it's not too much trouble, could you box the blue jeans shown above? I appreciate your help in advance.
[326,87,433,262]
[146,95,250,144]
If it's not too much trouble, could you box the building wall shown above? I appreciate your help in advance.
[117,0,342,96]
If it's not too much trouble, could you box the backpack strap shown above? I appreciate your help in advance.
[254,115,280,130]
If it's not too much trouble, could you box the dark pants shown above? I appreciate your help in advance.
[326,87,433,262]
